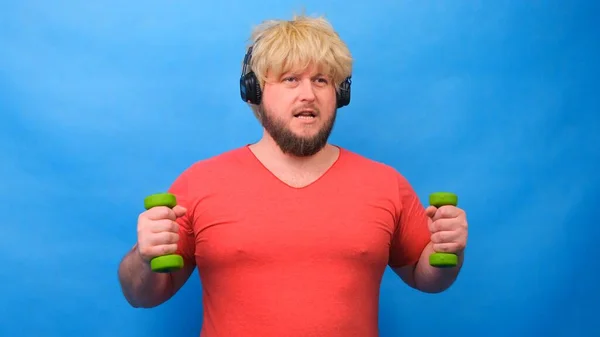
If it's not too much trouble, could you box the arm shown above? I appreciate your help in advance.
[118,169,198,307]
[117,243,195,308]
[388,175,466,293]
[392,230,464,293]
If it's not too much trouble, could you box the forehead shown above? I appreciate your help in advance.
[267,61,332,78]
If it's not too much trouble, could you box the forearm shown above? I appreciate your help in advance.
[413,242,464,293]
[117,244,173,308]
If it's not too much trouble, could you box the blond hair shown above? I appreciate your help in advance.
[243,14,353,116]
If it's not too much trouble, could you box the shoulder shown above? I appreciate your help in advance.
[337,147,416,195]
[167,146,253,201]
[167,146,252,193]
[178,146,249,177]
[339,147,406,180]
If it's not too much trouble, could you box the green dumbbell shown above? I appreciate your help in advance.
[428,192,459,268]
[143,193,184,273]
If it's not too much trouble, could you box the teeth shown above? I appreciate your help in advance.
[295,110,316,118]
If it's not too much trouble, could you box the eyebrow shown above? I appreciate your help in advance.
[279,72,330,80]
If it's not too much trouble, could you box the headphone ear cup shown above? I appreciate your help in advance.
[241,71,262,105]
[251,73,262,104]
[240,76,249,102]
[336,77,351,108]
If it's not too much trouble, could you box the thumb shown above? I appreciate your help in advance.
[425,206,437,218]
[173,205,187,217]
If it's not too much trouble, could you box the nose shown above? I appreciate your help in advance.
[297,78,316,102]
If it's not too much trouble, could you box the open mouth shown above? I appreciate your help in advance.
[293,110,317,119]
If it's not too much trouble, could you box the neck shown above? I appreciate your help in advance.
[249,132,339,170]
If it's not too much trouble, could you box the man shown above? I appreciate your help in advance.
[118,14,468,337]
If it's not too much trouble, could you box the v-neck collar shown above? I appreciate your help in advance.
[240,144,345,190]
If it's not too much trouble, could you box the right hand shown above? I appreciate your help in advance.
[136,204,187,263]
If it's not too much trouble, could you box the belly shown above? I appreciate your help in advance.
[198,259,383,337]
[193,191,396,336]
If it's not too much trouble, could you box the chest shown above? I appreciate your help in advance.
[190,187,398,269]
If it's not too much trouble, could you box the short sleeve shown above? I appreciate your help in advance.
[388,174,431,268]
[167,168,197,267]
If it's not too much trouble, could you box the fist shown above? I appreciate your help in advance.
[136,205,187,262]
[425,205,468,254]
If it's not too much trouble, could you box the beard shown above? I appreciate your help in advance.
[258,104,337,157]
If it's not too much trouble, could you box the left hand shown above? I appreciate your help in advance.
[425,205,468,254]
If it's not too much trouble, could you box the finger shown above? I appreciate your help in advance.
[137,242,178,261]
[148,243,178,257]
[432,205,462,221]
[432,242,462,254]
[428,218,457,233]
[425,206,437,218]
[148,219,179,233]
[430,230,462,244]
[173,205,188,217]
[170,220,180,234]
[149,231,180,246]
[145,206,177,221]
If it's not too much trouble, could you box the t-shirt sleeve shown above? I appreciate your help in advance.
[388,173,431,268]
[167,168,197,267]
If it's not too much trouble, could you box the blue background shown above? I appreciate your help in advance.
[1,1,598,336]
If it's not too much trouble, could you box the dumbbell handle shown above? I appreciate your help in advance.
[143,193,184,273]
[428,192,459,268]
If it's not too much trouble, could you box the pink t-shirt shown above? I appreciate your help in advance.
[169,145,431,337]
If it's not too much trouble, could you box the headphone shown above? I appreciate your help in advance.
[239,45,352,108]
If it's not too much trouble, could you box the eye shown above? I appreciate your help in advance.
[314,77,329,85]
[283,76,298,82]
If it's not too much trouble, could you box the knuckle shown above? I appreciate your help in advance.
[157,231,178,245]
[432,231,446,244]
[163,244,177,255]
[148,207,171,220]
[172,221,180,233]
[155,207,170,218]
[431,220,440,232]
[440,206,452,217]
[435,220,445,232]
[157,219,172,231]
[155,232,168,245]
[438,231,447,243]
[438,207,447,217]
[165,208,176,220]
